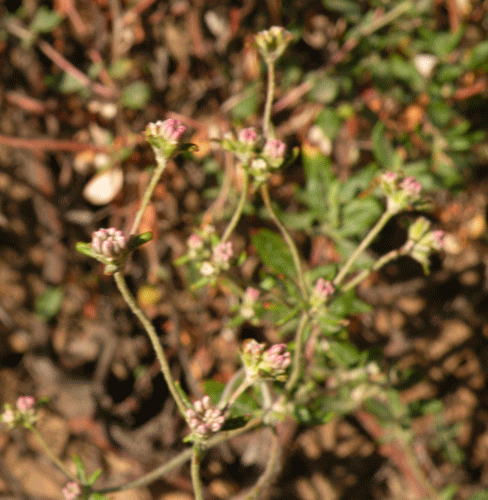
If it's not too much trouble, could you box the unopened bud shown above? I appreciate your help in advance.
[255,26,294,62]
[91,228,127,262]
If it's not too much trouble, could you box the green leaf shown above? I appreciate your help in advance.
[293,401,335,425]
[202,380,225,405]
[251,229,295,279]
[89,494,110,500]
[365,399,393,422]
[35,286,64,320]
[372,122,395,168]
[428,99,452,128]
[309,77,340,104]
[76,241,98,259]
[322,0,361,21]
[328,340,361,367]
[468,40,488,69]
[72,454,87,482]
[340,198,382,238]
[57,73,87,94]
[87,468,103,486]
[128,232,153,251]
[468,491,488,500]
[230,83,260,121]
[439,484,458,500]
[121,81,151,110]
[29,6,63,34]
[315,108,343,141]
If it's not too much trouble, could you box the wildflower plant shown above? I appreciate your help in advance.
[1,24,451,500]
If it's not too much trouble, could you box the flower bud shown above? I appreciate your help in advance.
[62,482,81,500]
[186,396,225,440]
[241,339,291,382]
[379,172,423,213]
[263,139,286,168]
[240,287,260,320]
[146,118,187,160]
[255,26,294,63]
[91,228,127,262]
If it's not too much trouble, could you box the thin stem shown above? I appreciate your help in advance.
[261,184,307,300]
[30,426,76,481]
[222,379,253,415]
[130,158,167,236]
[285,312,309,393]
[95,416,263,494]
[218,368,245,409]
[221,170,249,243]
[191,445,204,500]
[333,209,395,288]
[113,271,188,417]
[263,60,276,139]
[341,246,406,292]
[241,433,281,500]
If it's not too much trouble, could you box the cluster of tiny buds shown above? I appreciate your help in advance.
[255,26,294,62]
[62,482,81,500]
[241,287,260,320]
[200,241,233,277]
[241,339,291,381]
[380,171,423,212]
[91,228,127,261]
[238,127,259,146]
[313,278,335,301]
[146,118,186,144]
[186,396,225,439]
[1,396,37,429]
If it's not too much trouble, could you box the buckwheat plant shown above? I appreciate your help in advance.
[1,26,447,500]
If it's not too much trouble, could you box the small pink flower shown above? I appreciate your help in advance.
[186,396,225,439]
[431,230,445,249]
[147,119,186,143]
[16,396,35,413]
[62,482,81,500]
[381,171,398,183]
[91,228,126,261]
[264,139,286,160]
[400,176,422,196]
[245,287,260,302]
[213,241,233,265]
[313,278,334,301]
[188,234,203,250]
[238,127,258,145]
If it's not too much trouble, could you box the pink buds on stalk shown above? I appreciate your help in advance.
[310,278,334,314]
[405,216,445,274]
[91,228,127,262]
[263,139,286,169]
[62,482,81,500]
[240,287,260,320]
[199,241,234,278]
[241,339,291,382]
[145,118,187,160]
[380,172,423,213]
[255,26,294,63]
[186,396,225,440]
[1,396,37,429]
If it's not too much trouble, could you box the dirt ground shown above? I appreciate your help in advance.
[2,1,488,499]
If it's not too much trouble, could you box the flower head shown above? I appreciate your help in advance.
[62,482,81,500]
[255,26,294,62]
[379,172,423,213]
[91,228,127,262]
[1,396,38,429]
[146,118,187,160]
[263,139,286,168]
[186,396,225,440]
[241,339,291,382]
[240,287,260,320]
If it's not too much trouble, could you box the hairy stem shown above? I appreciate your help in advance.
[333,209,395,288]
[263,60,276,140]
[261,184,307,300]
[130,157,167,236]
[114,271,188,417]
[221,170,249,243]
[31,426,76,481]
[341,246,407,292]
[285,311,309,393]
[95,416,263,494]
[240,432,282,500]
[191,445,204,500]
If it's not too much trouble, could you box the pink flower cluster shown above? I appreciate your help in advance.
[1,396,37,429]
[146,119,186,143]
[313,278,334,301]
[238,127,258,146]
[241,339,291,382]
[91,228,127,261]
[62,482,81,500]
[199,241,234,277]
[186,396,225,439]
[380,172,423,212]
